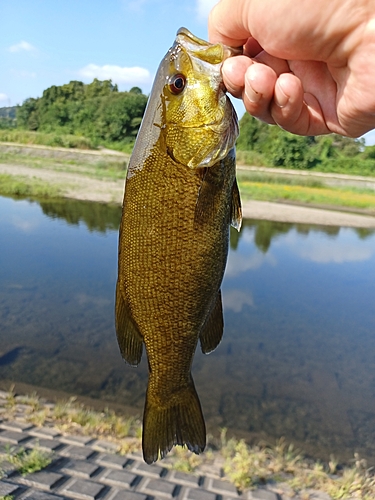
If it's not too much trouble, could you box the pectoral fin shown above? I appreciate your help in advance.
[115,281,143,366]
[231,178,242,231]
[199,291,224,354]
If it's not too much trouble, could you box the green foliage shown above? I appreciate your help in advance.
[269,133,317,169]
[237,114,375,175]
[0,106,17,129]
[16,79,147,147]
[0,106,16,119]
[236,113,270,151]
[4,446,52,475]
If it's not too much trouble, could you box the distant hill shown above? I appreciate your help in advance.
[0,106,17,119]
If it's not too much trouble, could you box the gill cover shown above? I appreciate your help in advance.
[127,27,239,177]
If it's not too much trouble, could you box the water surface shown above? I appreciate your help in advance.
[1,195,375,463]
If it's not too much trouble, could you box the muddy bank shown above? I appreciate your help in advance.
[1,141,375,228]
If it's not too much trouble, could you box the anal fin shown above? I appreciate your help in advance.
[231,178,242,231]
[199,291,224,354]
[115,281,143,366]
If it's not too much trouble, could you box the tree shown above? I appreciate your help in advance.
[270,133,317,169]
[16,79,147,145]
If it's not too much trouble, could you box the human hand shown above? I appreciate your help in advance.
[209,0,375,137]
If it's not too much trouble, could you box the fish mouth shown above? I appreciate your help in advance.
[176,27,243,61]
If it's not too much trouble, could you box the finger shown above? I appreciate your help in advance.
[242,62,278,124]
[254,51,291,77]
[243,38,263,57]
[271,73,331,135]
[208,0,250,46]
[221,56,253,98]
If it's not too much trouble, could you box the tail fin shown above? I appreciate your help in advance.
[142,378,206,464]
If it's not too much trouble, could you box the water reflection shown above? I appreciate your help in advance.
[39,198,122,233]
[1,195,375,465]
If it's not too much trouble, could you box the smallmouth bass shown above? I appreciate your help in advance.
[115,27,242,464]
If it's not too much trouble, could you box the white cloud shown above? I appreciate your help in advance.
[196,0,218,20]
[284,231,375,264]
[10,69,37,79]
[223,289,254,312]
[78,64,151,85]
[0,93,8,102]
[12,215,39,233]
[123,0,148,12]
[225,250,276,278]
[295,240,374,264]
[8,41,37,53]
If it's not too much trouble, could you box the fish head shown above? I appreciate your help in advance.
[159,28,239,168]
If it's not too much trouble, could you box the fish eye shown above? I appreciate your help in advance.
[168,74,186,94]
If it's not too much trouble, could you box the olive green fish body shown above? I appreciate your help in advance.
[116,28,241,464]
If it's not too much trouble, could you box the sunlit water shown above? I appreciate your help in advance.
[1,195,375,464]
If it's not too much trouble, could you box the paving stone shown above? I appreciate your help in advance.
[0,421,34,432]
[60,459,100,478]
[60,435,95,446]
[0,429,31,444]
[131,460,165,478]
[0,480,20,497]
[26,437,64,451]
[206,478,238,496]
[184,488,217,500]
[0,459,17,477]
[91,440,118,453]
[18,471,66,491]
[22,490,67,499]
[0,390,9,399]
[59,445,96,460]
[96,454,129,469]
[14,413,30,421]
[29,427,61,440]
[247,489,279,500]
[15,404,31,413]
[110,491,148,500]
[300,490,332,500]
[168,470,201,487]
[198,463,222,479]
[61,478,106,500]
[100,469,137,488]
[140,478,177,498]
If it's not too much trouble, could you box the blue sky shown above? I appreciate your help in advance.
[1,0,374,145]
[0,0,228,107]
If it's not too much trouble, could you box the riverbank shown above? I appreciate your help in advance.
[0,389,372,500]
[1,142,375,228]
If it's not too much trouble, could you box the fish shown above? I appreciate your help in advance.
[115,27,242,464]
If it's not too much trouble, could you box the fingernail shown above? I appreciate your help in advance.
[275,83,289,108]
[245,84,261,103]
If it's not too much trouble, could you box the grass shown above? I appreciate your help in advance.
[2,388,375,498]
[220,432,375,499]
[1,446,52,476]
[0,174,63,199]
[0,150,128,180]
[0,129,97,150]
[0,129,135,154]
[238,180,375,213]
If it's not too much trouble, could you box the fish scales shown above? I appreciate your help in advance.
[116,27,242,464]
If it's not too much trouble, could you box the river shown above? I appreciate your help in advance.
[1,194,375,464]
